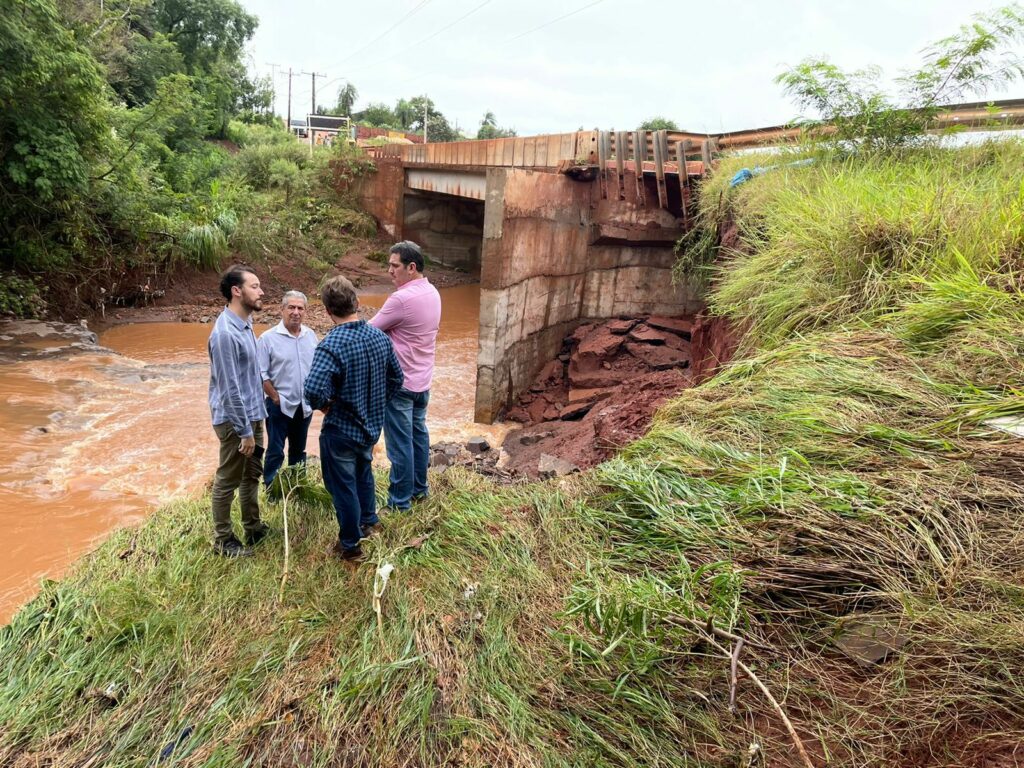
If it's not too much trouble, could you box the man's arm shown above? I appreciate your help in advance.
[256,334,279,403]
[385,340,404,401]
[304,345,341,412]
[369,293,403,332]
[210,331,253,438]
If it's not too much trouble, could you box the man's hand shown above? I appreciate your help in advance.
[263,379,280,405]
[239,435,256,456]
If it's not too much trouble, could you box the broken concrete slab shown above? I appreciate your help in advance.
[647,315,694,338]
[627,324,674,345]
[625,341,691,371]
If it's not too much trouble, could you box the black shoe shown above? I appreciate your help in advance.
[330,541,363,561]
[214,537,253,558]
[245,524,271,547]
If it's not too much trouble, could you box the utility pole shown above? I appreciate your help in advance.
[423,96,428,143]
[284,67,294,130]
[301,71,326,115]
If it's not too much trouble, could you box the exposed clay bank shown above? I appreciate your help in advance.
[0,285,503,624]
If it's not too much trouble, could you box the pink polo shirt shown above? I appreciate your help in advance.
[369,278,441,393]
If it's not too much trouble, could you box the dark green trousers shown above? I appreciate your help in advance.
[211,420,264,544]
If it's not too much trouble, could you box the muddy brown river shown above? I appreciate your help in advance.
[0,284,503,623]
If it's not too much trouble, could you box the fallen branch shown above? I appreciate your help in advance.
[701,630,815,768]
[729,637,745,714]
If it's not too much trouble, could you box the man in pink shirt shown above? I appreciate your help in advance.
[370,241,442,511]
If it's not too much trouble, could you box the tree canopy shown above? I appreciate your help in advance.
[638,117,680,131]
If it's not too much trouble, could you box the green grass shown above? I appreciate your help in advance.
[3,141,1024,766]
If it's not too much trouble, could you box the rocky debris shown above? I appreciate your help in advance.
[466,436,491,454]
[606,318,638,335]
[428,438,516,482]
[538,453,579,479]
[500,314,700,478]
[625,341,692,371]
[517,430,553,446]
[647,315,693,337]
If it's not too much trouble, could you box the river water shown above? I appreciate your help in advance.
[0,284,500,623]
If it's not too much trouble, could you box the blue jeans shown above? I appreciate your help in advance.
[320,429,379,551]
[383,388,430,509]
[263,398,312,487]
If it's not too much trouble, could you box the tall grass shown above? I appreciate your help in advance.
[2,141,1024,766]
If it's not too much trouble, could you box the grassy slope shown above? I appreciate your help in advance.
[2,142,1024,767]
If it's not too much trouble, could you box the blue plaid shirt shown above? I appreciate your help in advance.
[304,320,404,446]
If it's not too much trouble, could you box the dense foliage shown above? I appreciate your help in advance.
[0,0,323,318]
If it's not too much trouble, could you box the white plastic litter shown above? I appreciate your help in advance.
[373,562,395,632]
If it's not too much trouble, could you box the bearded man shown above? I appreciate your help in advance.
[207,265,270,557]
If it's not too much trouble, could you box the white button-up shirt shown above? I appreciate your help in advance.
[257,322,318,418]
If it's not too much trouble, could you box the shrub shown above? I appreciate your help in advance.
[180,223,227,269]
[234,142,309,189]
[0,274,46,317]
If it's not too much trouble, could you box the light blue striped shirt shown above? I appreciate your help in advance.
[257,322,318,418]
[208,308,267,437]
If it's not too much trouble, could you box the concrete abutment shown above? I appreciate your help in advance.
[357,159,703,425]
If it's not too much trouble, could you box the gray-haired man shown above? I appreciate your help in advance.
[257,290,319,488]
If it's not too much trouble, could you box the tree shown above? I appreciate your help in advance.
[1,0,110,262]
[335,83,358,117]
[357,102,397,128]
[268,158,300,203]
[638,116,680,131]
[394,98,416,131]
[477,110,516,139]
[148,0,257,74]
[408,95,458,142]
[776,3,1024,152]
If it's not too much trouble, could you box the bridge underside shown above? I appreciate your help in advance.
[358,141,703,423]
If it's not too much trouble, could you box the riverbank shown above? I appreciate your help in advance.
[3,142,1024,766]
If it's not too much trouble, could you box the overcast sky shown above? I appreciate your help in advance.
[241,0,1022,136]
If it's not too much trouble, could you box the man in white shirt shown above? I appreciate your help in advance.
[257,290,319,489]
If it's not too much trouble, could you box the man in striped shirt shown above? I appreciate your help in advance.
[305,276,404,560]
[207,265,269,558]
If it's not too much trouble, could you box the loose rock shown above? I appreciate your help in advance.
[538,453,579,479]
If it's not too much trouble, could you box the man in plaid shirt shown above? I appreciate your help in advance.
[304,276,404,560]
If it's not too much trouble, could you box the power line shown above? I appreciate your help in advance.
[330,0,433,70]
[506,0,605,42]
[318,0,496,96]
[409,0,495,48]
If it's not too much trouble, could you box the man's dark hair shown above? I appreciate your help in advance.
[321,275,358,318]
[219,265,257,301]
[389,240,424,273]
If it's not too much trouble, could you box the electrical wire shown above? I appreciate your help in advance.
[326,0,434,73]
[506,0,605,42]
